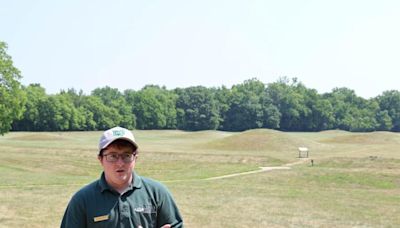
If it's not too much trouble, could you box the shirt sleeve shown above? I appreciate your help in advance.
[60,194,87,228]
[156,186,184,228]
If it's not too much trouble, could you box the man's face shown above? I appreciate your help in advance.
[98,144,137,190]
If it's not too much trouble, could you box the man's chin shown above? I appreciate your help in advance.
[115,173,127,178]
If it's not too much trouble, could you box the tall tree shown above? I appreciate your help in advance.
[260,91,281,129]
[213,86,230,130]
[266,78,310,131]
[35,95,74,131]
[59,89,97,130]
[12,84,47,131]
[325,87,378,132]
[92,86,135,129]
[376,90,400,131]
[223,78,265,131]
[375,110,392,131]
[82,96,120,130]
[125,85,177,129]
[57,91,87,130]
[0,42,26,134]
[296,85,334,131]
[175,86,219,130]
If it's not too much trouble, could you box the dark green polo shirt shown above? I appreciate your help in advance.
[61,172,183,228]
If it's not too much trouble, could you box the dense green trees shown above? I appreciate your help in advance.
[92,86,135,129]
[12,84,46,131]
[324,88,379,132]
[9,78,400,132]
[376,90,400,131]
[2,39,399,133]
[125,85,176,129]
[266,78,311,131]
[175,86,219,130]
[222,79,265,131]
[0,42,26,134]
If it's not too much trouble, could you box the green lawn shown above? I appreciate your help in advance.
[0,130,399,227]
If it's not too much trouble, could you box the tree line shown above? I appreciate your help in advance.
[2,41,400,134]
[7,79,400,133]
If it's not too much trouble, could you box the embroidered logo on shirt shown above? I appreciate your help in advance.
[134,205,156,213]
[93,214,109,222]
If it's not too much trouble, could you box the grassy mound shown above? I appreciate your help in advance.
[319,131,400,144]
[8,133,67,141]
[204,129,323,152]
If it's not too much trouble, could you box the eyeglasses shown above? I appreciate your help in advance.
[102,153,136,163]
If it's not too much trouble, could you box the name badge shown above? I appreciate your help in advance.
[93,214,109,222]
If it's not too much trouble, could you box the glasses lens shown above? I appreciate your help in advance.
[122,154,134,162]
[104,153,135,163]
[107,154,118,162]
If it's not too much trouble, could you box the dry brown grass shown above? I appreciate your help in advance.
[0,130,399,227]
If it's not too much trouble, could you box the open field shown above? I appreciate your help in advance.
[0,129,399,227]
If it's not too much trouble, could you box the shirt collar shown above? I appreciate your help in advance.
[132,171,142,189]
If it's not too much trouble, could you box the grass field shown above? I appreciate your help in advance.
[0,129,399,227]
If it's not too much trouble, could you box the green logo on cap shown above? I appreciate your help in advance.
[112,130,125,137]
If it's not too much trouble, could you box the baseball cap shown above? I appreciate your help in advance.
[99,126,138,152]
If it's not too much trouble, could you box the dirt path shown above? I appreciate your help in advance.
[204,158,311,180]
[0,158,312,187]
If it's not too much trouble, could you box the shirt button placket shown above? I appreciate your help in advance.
[119,196,131,224]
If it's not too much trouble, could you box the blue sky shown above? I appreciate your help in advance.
[1,0,399,98]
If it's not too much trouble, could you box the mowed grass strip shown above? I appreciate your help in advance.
[0,130,399,227]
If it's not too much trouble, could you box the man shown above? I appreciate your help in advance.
[61,126,184,228]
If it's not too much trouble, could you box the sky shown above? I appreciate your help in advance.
[1,0,399,98]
